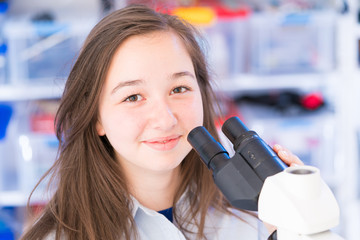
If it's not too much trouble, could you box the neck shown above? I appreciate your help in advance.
[125,166,181,211]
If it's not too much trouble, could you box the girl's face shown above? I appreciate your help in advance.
[96,31,204,175]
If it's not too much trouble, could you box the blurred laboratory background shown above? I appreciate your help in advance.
[0,0,359,239]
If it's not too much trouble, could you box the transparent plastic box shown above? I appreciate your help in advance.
[0,100,59,205]
[250,11,336,74]
[15,133,58,199]
[203,10,250,80]
[2,19,94,85]
[14,100,59,200]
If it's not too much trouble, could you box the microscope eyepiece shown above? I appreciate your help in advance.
[187,126,229,169]
[187,117,286,211]
[222,117,287,181]
[222,116,249,143]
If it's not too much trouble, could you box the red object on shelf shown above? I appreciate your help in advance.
[215,5,250,19]
[301,92,324,110]
[29,203,46,218]
[30,114,55,134]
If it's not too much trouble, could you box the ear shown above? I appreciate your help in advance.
[96,120,106,136]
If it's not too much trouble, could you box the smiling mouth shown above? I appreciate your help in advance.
[144,136,181,151]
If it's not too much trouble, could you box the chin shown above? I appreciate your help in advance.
[147,157,183,173]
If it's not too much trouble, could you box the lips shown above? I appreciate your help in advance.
[143,135,181,151]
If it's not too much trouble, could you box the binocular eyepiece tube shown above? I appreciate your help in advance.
[187,116,287,211]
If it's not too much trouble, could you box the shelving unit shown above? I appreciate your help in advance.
[212,4,359,239]
[0,1,98,239]
[216,73,334,94]
[0,191,48,207]
[0,84,64,101]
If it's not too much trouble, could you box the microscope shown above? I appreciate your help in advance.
[187,116,344,240]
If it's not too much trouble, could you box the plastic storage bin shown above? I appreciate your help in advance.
[203,7,250,80]
[0,101,59,206]
[172,6,250,80]
[2,19,94,85]
[13,100,59,202]
[250,11,336,74]
[15,133,58,199]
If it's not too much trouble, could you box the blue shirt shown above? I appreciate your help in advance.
[158,207,173,222]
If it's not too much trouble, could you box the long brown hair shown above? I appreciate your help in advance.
[21,4,232,240]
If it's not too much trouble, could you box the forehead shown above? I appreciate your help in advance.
[106,30,194,78]
[116,30,189,57]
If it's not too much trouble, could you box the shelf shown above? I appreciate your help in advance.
[0,190,47,207]
[215,73,333,95]
[0,191,28,207]
[0,84,64,101]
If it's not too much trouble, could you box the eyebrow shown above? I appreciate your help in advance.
[111,79,144,95]
[171,71,196,80]
[110,71,196,95]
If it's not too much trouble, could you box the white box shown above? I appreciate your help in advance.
[250,11,336,74]
[3,19,94,85]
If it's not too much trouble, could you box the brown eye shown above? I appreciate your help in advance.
[124,94,142,102]
[171,86,189,94]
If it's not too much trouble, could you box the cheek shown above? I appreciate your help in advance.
[180,94,204,129]
[193,93,204,124]
[100,107,145,144]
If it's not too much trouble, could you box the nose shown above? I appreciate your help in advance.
[149,99,177,131]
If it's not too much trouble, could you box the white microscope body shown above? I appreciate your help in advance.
[258,165,344,240]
